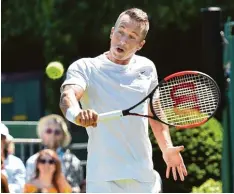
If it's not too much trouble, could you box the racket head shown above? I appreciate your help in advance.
[150,71,221,129]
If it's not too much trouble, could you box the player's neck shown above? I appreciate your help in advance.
[106,51,132,65]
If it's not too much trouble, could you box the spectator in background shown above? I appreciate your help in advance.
[26,114,82,193]
[24,149,72,193]
[1,123,26,193]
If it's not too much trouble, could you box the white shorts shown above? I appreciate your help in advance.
[87,171,162,193]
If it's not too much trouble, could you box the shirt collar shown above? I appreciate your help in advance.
[56,147,64,154]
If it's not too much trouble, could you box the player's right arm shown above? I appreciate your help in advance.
[60,84,98,127]
[60,58,98,128]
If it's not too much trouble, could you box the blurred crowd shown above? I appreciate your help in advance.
[1,115,86,193]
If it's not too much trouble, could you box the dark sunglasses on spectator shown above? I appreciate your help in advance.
[45,128,62,136]
[38,159,56,165]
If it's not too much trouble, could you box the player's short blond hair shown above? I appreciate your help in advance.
[115,8,149,39]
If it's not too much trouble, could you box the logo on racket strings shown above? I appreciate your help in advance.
[170,82,200,115]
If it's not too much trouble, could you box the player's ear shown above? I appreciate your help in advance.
[110,27,114,39]
[137,40,146,51]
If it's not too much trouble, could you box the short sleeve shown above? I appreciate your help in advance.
[61,59,90,92]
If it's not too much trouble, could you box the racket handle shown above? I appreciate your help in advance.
[98,110,123,121]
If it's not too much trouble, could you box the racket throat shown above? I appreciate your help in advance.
[126,111,155,120]
[122,109,129,116]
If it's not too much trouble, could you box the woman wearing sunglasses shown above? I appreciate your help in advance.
[24,149,72,193]
[26,114,82,192]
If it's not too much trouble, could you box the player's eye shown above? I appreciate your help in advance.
[129,35,136,40]
[117,30,124,35]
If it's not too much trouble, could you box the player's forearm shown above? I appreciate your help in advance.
[59,89,81,116]
[60,85,84,124]
[149,119,173,153]
[60,85,98,127]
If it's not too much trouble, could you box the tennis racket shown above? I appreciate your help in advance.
[98,71,220,129]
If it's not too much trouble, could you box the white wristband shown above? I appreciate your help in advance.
[66,107,81,125]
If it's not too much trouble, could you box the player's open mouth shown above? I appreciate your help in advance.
[116,47,124,53]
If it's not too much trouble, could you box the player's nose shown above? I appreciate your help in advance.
[120,36,128,44]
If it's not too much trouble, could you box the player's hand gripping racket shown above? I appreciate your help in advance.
[98,71,220,129]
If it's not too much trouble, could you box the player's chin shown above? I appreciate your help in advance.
[113,53,128,60]
[114,56,125,61]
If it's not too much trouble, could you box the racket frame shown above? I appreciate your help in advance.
[122,71,221,129]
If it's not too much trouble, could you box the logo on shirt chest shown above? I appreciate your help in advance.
[138,70,147,79]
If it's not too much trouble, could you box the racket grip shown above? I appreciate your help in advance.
[98,110,123,121]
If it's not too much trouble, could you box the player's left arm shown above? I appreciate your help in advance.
[148,103,188,181]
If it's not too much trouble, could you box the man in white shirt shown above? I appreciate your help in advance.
[60,8,187,193]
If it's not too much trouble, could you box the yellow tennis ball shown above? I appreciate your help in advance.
[46,61,64,79]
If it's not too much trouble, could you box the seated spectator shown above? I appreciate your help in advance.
[1,123,26,193]
[26,114,82,192]
[24,149,72,193]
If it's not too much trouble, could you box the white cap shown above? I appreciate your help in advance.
[0,123,13,141]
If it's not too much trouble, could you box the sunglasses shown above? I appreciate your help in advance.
[45,128,62,136]
[38,159,56,165]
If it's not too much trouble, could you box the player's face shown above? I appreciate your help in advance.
[41,121,64,149]
[109,14,145,62]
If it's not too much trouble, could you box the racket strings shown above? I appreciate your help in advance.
[152,74,219,126]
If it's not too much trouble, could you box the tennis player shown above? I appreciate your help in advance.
[60,8,187,193]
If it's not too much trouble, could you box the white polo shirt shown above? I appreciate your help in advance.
[62,52,158,182]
